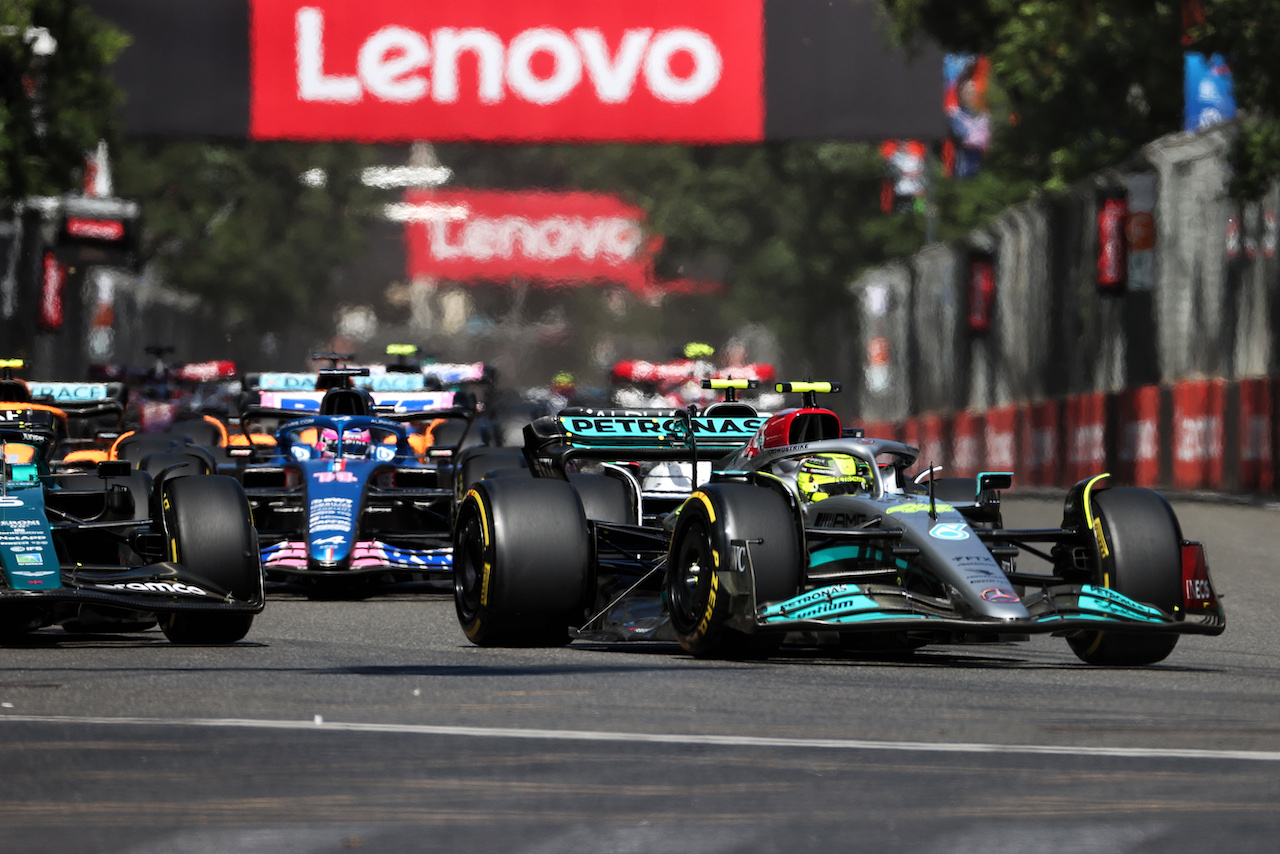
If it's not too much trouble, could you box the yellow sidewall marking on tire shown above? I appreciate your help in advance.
[697,571,719,637]
[465,490,493,608]
[1081,473,1110,554]
[689,491,720,568]
[691,491,717,525]
[1092,517,1110,560]
[1078,474,1111,658]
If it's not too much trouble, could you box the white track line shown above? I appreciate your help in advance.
[3,713,1279,763]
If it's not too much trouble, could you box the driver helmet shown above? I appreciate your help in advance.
[796,453,873,502]
[315,427,340,459]
[341,428,372,458]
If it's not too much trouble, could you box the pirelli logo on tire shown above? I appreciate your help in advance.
[697,571,720,638]
[1092,517,1110,560]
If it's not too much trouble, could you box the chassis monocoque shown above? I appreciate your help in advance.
[1,408,264,644]
[231,389,475,593]
[453,383,1225,665]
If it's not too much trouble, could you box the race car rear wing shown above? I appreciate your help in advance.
[233,405,477,462]
[522,407,766,479]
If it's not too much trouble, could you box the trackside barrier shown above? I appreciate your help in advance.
[884,376,1279,493]
[1115,385,1162,488]
[1021,401,1060,486]
[950,411,982,478]
[900,416,920,452]
[858,421,896,442]
[1172,380,1226,490]
[983,406,1019,472]
[1064,393,1107,486]
[919,413,948,472]
[1236,378,1273,492]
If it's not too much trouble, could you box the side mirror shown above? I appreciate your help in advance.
[978,472,1013,492]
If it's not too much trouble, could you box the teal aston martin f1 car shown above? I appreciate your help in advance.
[1,406,264,644]
[453,381,1224,665]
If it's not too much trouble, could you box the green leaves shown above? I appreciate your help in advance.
[884,1,1184,190]
[114,140,382,336]
[884,1,1280,199]
[0,0,127,199]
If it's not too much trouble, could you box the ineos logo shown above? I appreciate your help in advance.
[296,8,723,107]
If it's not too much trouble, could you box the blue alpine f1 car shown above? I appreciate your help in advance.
[231,372,473,593]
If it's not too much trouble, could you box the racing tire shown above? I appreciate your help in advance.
[454,477,590,647]
[666,483,802,658]
[139,451,213,479]
[484,467,532,480]
[457,447,527,492]
[159,475,263,645]
[1067,487,1182,666]
[568,472,635,524]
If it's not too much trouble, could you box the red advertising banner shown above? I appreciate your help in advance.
[37,252,66,332]
[1063,392,1107,485]
[402,189,660,289]
[1237,378,1272,492]
[857,421,896,443]
[983,406,1018,473]
[249,0,764,143]
[900,417,920,459]
[1172,379,1225,489]
[1115,385,1161,487]
[950,410,982,478]
[1020,401,1060,486]
[918,413,947,472]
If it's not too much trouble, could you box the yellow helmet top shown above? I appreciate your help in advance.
[796,453,873,502]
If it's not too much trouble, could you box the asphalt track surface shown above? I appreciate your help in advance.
[2,496,1278,852]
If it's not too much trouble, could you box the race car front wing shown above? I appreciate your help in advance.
[0,562,265,614]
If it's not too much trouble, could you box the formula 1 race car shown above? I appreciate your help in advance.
[452,382,1225,665]
[231,370,477,593]
[1,406,264,644]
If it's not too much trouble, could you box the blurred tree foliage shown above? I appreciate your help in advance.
[881,0,1186,193]
[113,142,383,342]
[882,0,1280,199]
[0,0,126,199]
[441,142,942,369]
[1192,1,1280,198]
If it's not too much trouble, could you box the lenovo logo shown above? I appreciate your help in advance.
[403,190,653,288]
[297,8,723,107]
[250,1,763,143]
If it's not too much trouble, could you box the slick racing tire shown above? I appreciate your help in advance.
[1067,487,1182,666]
[666,483,802,658]
[138,451,213,479]
[457,447,527,492]
[454,477,589,647]
[160,475,262,645]
[568,473,635,524]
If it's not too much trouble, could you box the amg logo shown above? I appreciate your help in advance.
[814,512,856,528]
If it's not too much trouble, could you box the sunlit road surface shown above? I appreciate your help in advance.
[2,497,1277,852]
